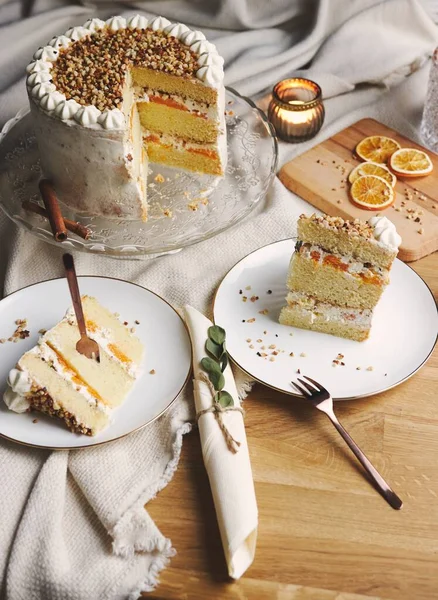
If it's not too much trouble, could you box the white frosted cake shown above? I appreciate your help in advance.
[26,15,226,221]
[3,296,144,435]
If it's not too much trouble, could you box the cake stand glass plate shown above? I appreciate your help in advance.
[0,277,192,449]
[0,88,277,258]
[214,240,438,401]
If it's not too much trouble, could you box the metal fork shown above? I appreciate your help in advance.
[292,375,402,510]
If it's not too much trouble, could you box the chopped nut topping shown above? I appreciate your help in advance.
[149,369,156,375]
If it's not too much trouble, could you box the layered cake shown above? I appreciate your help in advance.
[26,15,226,221]
[279,214,401,341]
[3,296,144,435]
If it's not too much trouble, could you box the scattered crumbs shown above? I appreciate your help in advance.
[384,373,388,376]
[8,319,30,342]
[130,327,136,333]
[227,110,234,116]
[242,296,248,303]
[336,353,344,359]
[395,207,401,212]
[227,100,233,105]
[297,368,301,374]
[366,366,374,371]
[242,319,246,323]
[187,201,198,211]
[331,188,337,192]
[200,197,209,206]
[126,153,133,162]
[263,330,268,335]
[0,339,5,344]
[183,191,191,197]
[289,332,293,336]
[272,350,279,355]
[245,285,251,290]
[239,289,242,295]
[148,182,156,188]
[289,352,294,357]
[356,366,361,370]
[256,352,261,357]
[337,200,342,204]
[300,352,306,357]
[414,217,421,223]
[256,339,263,343]
[261,352,267,357]
[340,361,345,366]
[114,312,120,317]
[38,329,47,335]
[269,356,275,362]
[246,318,256,323]
[149,369,156,375]
[135,320,140,325]
[249,344,254,349]
[154,173,165,183]
[332,363,337,368]
[259,309,269,315]
[433,204,437,209]
[124,321,128,326]
[246,338,252,343]
[267,290,272,294]
[260,346,266,350]
[418,228,424,235]
[163,208,173,218]
[268,344,276,349]
[32,419,38,424]
[250,295,259,302]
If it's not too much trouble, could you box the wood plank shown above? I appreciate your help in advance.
[279,118,438,262]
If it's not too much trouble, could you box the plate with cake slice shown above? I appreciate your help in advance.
[0,277,191,449]
[214,214,437,400]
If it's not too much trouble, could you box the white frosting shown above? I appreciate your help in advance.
[40,91,65,111]
[369,216,402,251]
[196,65,223,87]
[83,18,106,32]
[48,35,71,50]
[27,71,52,87]
[26,59,51,74]
[54,98,81,120]
[128,14,149,29]
[197,52,224,67]
[286,291,373,327]
[33,46,59,61]
[164,22,190,37]
[189,39,215,56]
[3,368,32,413]
[31,82,56,99]
[106,16,126,31]
[65,26,90,41]
[98,108,125,129]
[150,16,171,31]
[180,29,206,45]
[74,105,101,126]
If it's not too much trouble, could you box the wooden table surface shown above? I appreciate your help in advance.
[147,251,438,600]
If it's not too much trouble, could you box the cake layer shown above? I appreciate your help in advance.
[138,98,218,143]
[144,132,224,175]
[279,303,370,342]
[19,352,109,434]
[298,215,397,269]
[288,251,386,309]
[131,66,218,105]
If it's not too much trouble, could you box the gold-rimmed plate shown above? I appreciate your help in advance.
[213,239,437,400]
[0,277,192,449]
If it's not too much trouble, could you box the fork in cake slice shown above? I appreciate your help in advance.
[279,214,401,341]
[3,296,144,435]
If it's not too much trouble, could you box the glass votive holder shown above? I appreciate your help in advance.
[421,48,438,151]
[268,78,325,143]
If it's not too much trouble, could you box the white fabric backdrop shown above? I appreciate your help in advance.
[0,1,436,598]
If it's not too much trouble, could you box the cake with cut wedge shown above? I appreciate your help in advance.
[3,296,144,435]
[26,15,226,221]
[279,214,401,341]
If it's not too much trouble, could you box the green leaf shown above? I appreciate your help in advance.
[220,353,228,373]
[217,390,234,408]
[206,338,222,360]
[209,370,225,391]
[200,356,222,376]
[208,325,226,346]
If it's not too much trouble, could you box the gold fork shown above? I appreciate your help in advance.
[292,375,402,510]
[62,253,100,363]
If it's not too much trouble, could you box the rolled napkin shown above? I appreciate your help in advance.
[185,305,258,579]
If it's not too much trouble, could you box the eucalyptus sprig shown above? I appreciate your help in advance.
[200,325,234,408]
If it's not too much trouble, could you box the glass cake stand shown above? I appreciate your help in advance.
[0,88,277,258]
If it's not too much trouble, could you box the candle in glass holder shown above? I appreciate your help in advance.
[268,78,324,143]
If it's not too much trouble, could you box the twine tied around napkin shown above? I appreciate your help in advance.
[196,373,244,453]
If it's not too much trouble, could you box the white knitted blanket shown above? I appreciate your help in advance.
[0,1,436,598]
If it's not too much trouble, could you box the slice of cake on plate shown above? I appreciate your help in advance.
[279,214,401,341]
[26,15,226,221]
[3,296,144,435]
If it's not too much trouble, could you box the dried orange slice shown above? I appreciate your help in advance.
[389,148,433,177]
[348,161,396,187]
[350,175,394,211]
[355,136,400,164]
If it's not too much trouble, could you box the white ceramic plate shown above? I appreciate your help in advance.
[0,277,192,449]
[214,239,437,400]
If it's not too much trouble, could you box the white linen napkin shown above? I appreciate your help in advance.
[184,305,258,579]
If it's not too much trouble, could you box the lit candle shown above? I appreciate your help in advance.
[268,78,325,142]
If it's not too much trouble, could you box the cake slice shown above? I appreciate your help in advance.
[279,214,401,341]
[3,296,144,435]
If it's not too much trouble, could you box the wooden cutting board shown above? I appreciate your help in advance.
[279,118,438,262]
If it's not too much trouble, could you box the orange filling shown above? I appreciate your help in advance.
[323,254,349,272]
[187,147,218,160]
[310,250,321,261]
[149,95,189,112]
[360,273,382,286]
[108,343,131,366]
